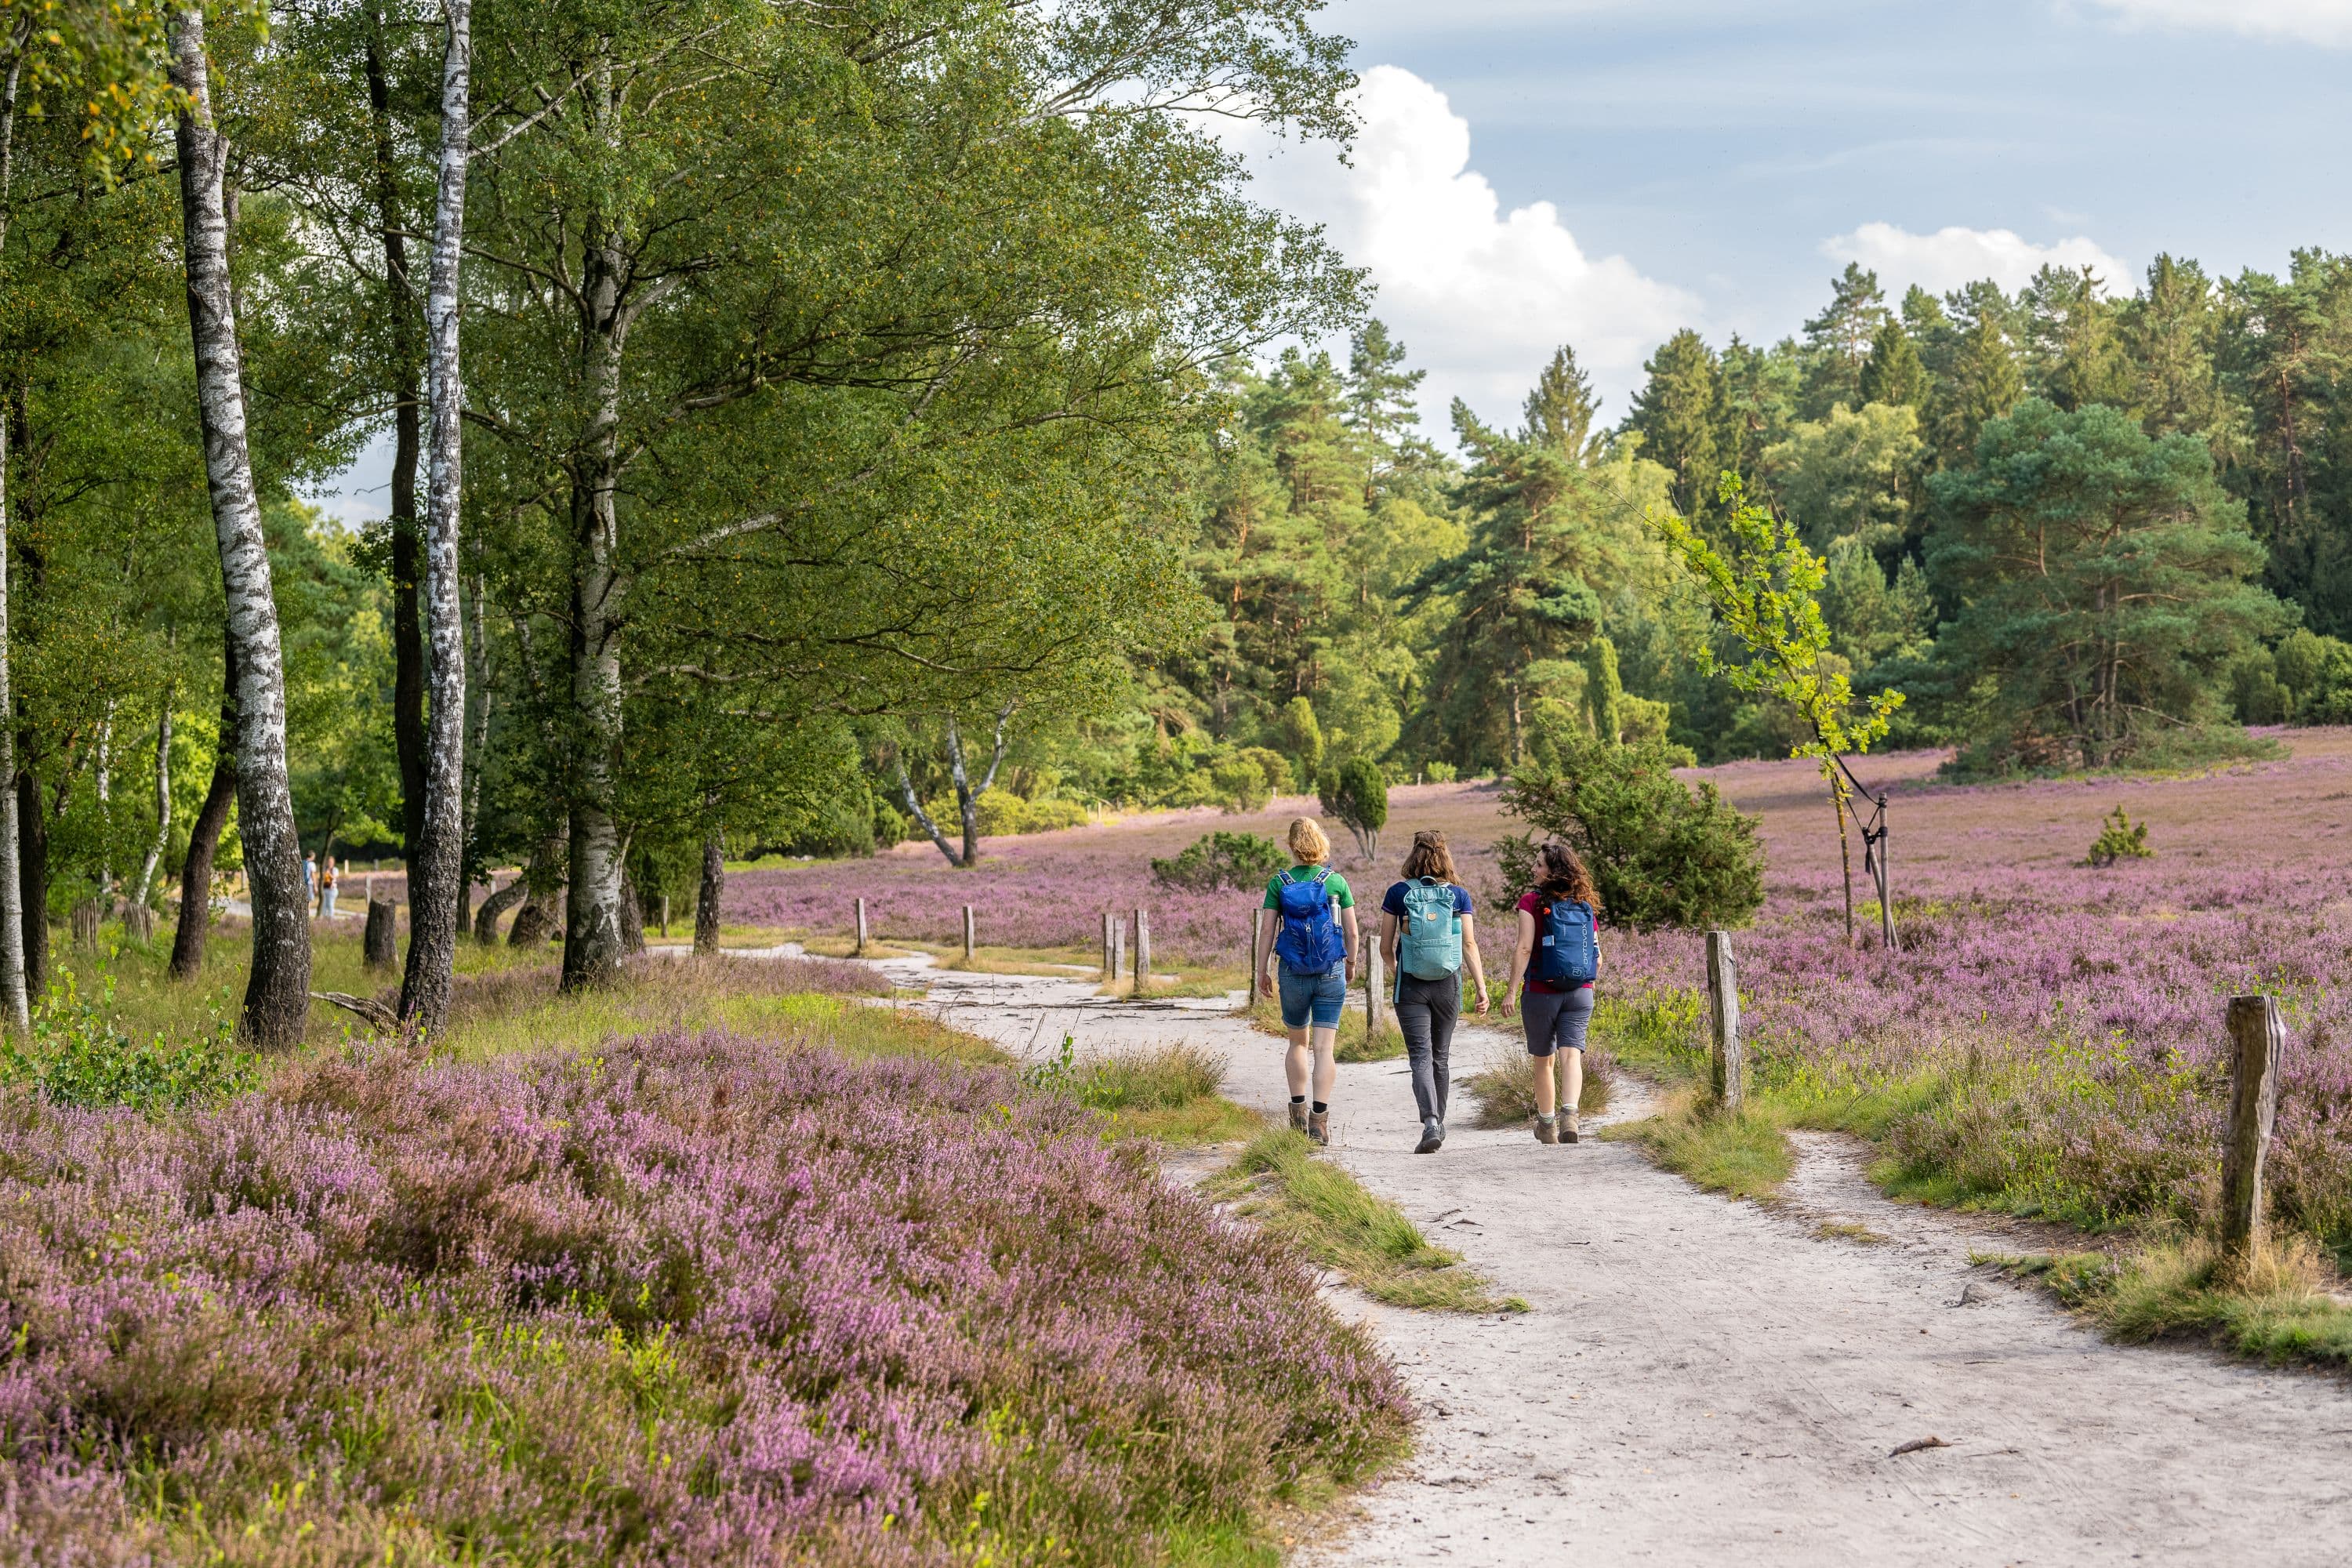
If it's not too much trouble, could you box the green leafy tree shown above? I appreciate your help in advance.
[1650,476,1905,945]
[1626,328,1724,517]
[1761,401,1924,551]
[1924,400,2291,771]
[1317,755,1387,863]
[1929,304,2027,470]
[1496,731,1764,931]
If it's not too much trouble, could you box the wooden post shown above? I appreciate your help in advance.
[1365,935,1385,1040]
[854,897,869,956]
[2221,994,2284,1257]
[1707,931,1742,1111]
[1247,910,1260,1008]
[1132,907,1151,996]
[1109,915,1124,989]
[659,894,670,937]
[963,904,975,960]
[363,897,398,971]
[1102,910,1115,979]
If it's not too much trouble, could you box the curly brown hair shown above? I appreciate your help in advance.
[1537,842,1599,909]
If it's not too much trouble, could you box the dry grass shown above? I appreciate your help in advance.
[1988,1232,2352,1368]
[1243,993,1405,1062]
[1461,1039,1613,1127]
[1206,1130,1526,1314]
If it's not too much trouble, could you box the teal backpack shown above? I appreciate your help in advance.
[1396,877,1463,980]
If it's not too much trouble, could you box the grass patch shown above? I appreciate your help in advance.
[1462,1038,1613,1127]
[1206,1129,1526,1313]
[1815,1219,1891,1246]
[1600,1086,1796,1202]
[1989,1235,2352,1369]
[1025,1037,1266,1145]
[792,932,927,960]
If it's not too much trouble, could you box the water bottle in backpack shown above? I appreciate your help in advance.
[1531,898,1597,988]
[1397,877,1463,980]
[1272,867,1347,975]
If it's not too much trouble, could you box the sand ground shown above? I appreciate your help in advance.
[708,946,2352,1565]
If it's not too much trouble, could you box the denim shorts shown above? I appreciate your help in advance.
[1276,962,1348,1029]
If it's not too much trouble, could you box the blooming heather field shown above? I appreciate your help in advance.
[0,1029,1406,1563]
[740,731,2352,1249]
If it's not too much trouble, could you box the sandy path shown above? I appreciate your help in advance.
[777,954,2352,1563]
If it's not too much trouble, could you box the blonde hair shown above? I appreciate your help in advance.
[1287,817,1330,865]
[1401,829,1455,883]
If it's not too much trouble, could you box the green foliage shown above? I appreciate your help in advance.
[1924,401,2289,771]
[1496,731,1766,931]
[1278,696,1324,790]
[1626,328,1725,518]
[1150,830,1286,893]
[1209,757,1273,814]
[2273,630,2352,722]
[2085,805,2155,867]
[0,958,258,1112]
[1318,757,1389,862]
[1761,401,1923,551]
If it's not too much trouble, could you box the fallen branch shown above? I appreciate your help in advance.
[310,991,399,1032]
[1888,1436,1953,1457]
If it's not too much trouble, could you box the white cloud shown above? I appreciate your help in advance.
[1822,221,2133,299]
[2082,0,2352,46]
[1240,65,1696,435]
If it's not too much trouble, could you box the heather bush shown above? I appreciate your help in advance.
[0,1032,1406,1562]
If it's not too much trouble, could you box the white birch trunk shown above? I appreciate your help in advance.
[0,31,32,1031]
[398,0,472,1032]
[169,5,312,1046]
[129,700,171,909]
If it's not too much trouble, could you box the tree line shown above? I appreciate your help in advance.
[0,0,1357,1040]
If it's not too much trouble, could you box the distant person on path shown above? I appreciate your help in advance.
[1504,843,1601,1145]
[1257,817,1358,1145]
[1379,829,1487,1154]
[304,851,318,907]
[318,854,339,920]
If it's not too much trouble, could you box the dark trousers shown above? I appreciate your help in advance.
[1394,971,1461,1125]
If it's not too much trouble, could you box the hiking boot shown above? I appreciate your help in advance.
[1560,1108,1581,1144]
[1533,1113,1559,1146]
[1415,1120,1443,1154]
[1289,1101,1309,1134]
[1308,1109,1330,1146]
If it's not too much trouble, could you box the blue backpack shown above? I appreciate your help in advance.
[1272,868,1346,975]
[1530,898,1598,988]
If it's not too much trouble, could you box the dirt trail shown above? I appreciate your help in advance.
[784,953,2352,1563]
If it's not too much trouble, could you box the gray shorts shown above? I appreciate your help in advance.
[1523,985,1593,1058]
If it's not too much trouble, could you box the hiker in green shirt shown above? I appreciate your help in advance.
[1254,817,1358,1145]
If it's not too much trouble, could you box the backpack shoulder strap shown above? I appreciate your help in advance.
[1311,866,1331,887]
[1278,869,1296,887]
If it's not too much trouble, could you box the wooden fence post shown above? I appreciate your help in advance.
[1110,915,1125,989]
[963,905,975,960]
[1706,931,1742,1111]
[1102,911,1114,979]
[2221,993,2284,1258]
[855,897,868,956]
[1133,908,1151,996]
[1247,910,1260,1008]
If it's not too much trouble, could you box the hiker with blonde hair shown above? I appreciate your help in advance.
[1379,829,1486,1153]
[1256,816,1358,1145]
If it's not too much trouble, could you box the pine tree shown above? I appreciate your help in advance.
[2122,254,2231,441]
[1627,328,1725,518]
[1523,343,1599,460]
[2022,263,2128,412]
[1801,263,1890,417]
[1858,319,1928,410]
[1718,335,1802,488]
[1929,307,2026,468]
[1345,318,1425,449]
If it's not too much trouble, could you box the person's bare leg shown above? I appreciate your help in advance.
[1311,1026,1338,1103]
[1559,1046,1585,1141]
[1286,1028,1312,1097]
[1532,1051,1557,1116]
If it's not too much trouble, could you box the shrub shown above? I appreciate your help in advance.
[1317,757,1388,861]
[1151,830,1285,892]
[1020,797,1089,832]
[0,958,258,1112]
[871,796,908,848]
[2085,804,2154,866]
[973,785,1029,836]
[1210,756,1274,814]
[1233,745,1294,798]
[1496,731,1765,929]
[1425,760,1457,783]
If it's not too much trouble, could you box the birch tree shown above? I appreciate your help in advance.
[168,5,310,1044]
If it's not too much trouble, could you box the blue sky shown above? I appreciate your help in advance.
[1238,0,2352,436]
[309,0,2352,519]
